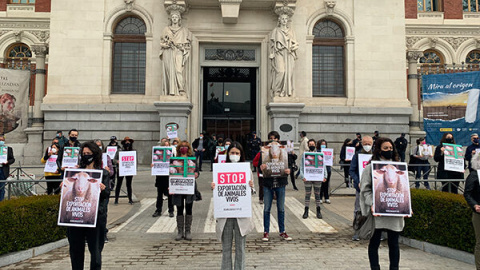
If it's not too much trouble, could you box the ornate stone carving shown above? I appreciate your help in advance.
[270,2,298,97]
[0,30,10,39]
[31,44,49,57]
[406,50,423,63]
[13,31,22,42]
[29,30,50,42]
[159,3,191,96]
[124,0,134,11]
[406,36,424,49]
[476,38,480,49]
[441,37,470,51]
[324,0,336,15]
[429,37,437,48]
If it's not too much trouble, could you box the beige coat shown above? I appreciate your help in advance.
[215,218,255,241]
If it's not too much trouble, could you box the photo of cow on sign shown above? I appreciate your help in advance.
[372,161,411,217]
[58,169,103,227]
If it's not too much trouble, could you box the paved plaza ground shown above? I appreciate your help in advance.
[1,165,473,269]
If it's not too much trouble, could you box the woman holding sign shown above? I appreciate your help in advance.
[434,133,464,194]
[41,142,62,195]
[464,153,480,269]
[114,137,135,204]
[152,140,175,218]
[173,140,199,241]
[299,139,324,219]
[211,141,254,270]
[360,137,406,270]
[66,141,110,270]
[318,139,332,204]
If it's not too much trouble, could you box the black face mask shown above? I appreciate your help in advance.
[309,146,316,151]
[445,138,453,144]
[80,154,94,167]
[124,143,132,150]
[380,150,393,160]
[69,136,77,142]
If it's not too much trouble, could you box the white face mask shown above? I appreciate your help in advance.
[229,155,240,163]
[52,148,57,154]
[363,145,372,152]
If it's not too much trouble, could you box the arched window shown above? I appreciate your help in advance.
[419,49,444,65]
[466,50,480,64]
[112,16,146,94]
[312,19,345,97]
[5,43,32,70]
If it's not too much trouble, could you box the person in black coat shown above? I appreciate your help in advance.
[394,133,408,162]
[434,133,464,194]
[464,153,480,269]
[0,134,14,201]
[66,141,110,270]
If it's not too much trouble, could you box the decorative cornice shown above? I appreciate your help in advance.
[406,36,424,49]
[407,35,474,51]
[274,1,295,17]
[441,37,470,51]
[29,30,49,43]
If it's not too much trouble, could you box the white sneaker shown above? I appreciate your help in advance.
[325,199,331,204]
[319,200,323,204]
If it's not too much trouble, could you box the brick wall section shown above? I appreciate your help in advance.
[35,0,51,12]
[0,0,6,11]
[405,0,418,19]
[443,0,463,19]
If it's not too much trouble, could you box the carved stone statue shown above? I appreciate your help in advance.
[269,10,298,97]
[159,7,191,96]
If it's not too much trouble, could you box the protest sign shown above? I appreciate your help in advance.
[44,155,58,173]
[443,143,465,173]
[0,146,7,164]
[346,146,355,160]
[261,142,288,178]
[119,151,137,176]
[102,153,108,169]
[106,146,117,160]
[371,161,411,217]
[321,148,334,166]
[286,140,294,153]
[166,122,179,139]
[213,162,252,218]
[420,144,433,157]
[217,154,226,163]
[358,154,372,178]
[62,147,80,168]
[303,152,325,181]
[169,156,196,194]
[152,146,173,176]
[58,169,103,227]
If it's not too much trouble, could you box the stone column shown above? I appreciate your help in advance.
[266,103,305,142]
[154,102,192,141]
[31,44,48,127]
[406,50,425,152]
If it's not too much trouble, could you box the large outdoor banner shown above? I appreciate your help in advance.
[58,169,102,228]
[422,71,480,145]
[169,156,196,194]
[261,142,288,178]
[371,161,412,217]
[213,162,252,218]
[119,151,137,176]
[0,68,29,142]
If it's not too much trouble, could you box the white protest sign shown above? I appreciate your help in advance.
[62,147,80,168]
[58,169,102,227]
[358,154,372,179]
[443,143,465,173]
[346,146,355,161]
[166,123,179,139]
[217,154,226,163]
[102,153,108,169]
[152,146,173,176]
[169,176,195,194]
[303,152,325,181]
[0,147,7,164]
[106,146,117,160]
[44,155,58,173]
[213,162,252,218]
[321,148,334,166]
[119,151,137,176]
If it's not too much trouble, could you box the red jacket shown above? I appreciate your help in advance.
[252,152,262,177]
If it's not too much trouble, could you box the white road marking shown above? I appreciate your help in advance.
[284,196,337,233]
[110,198,156,233]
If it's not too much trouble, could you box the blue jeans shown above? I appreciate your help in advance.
[0,170,5,201]
[263,186,286,233]
[415,163,430,188]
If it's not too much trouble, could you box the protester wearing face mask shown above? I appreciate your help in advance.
[172,140,200,241]
[349,135,373,241]
[317,139,332,204]
[434,133,464,194]
[152,140,175,218]
[360,137,407,270]
[340,138,354,188]
[298,139,324,219]
[412,137,431,189]
[41,142,62,195]
[215,138,232,163]
[66,129,81,147]
[466,133,480,173]
[113,137,135,204]
[192,132,208,171]
[55,130,69,148]
[211,141,254,270]
[66,141,110,270]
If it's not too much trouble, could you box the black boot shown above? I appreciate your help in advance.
[175,216,184,241]
[316,206,322,219]
[302,207,309,219]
